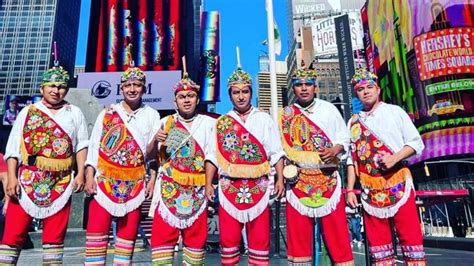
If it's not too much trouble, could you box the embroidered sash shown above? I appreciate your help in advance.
[280,105,341,218]
[96,109,145,216]
[219,175,271,223]
[216,115,270,178]
[160,116,205,186]
[157,174,206,229]
[279,105,339,168]
[19,105,73,219]
[350,115,413,218]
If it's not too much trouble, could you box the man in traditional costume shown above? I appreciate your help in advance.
[148,70,215,265]
[279,66,354,265]
[0,65,89,265]
[346,68,426,265]
[84,66,161,265]
[205,66,285,265]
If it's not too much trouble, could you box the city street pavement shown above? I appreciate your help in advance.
[16,243,474,265]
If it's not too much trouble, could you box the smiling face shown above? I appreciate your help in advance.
[229,85,252,113]
[121,80,145,105]
[175,90,199,117]
[40,83,68,105]
[354,82,381,109]
[292,78,318,105]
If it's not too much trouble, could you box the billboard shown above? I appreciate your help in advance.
[199,11,220,103]
[86,0,182,72]
[3,95,41,126]
[77,71,181,110]
[362,0,474,164]
[291,0,341,38]
[311,12,363,57]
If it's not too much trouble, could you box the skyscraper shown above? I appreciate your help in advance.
[0,0,81,112]
[257,55,287,114]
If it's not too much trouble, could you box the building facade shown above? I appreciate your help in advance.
[257,55,287,113]
[0,0,81,113]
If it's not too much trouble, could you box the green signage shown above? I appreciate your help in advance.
[425,79,474,95]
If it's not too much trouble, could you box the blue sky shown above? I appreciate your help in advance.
[75,0,288,114]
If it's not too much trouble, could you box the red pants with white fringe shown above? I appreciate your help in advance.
[84,198,141,265]
[0,198,71,265]
[286,195,354,265]
[150,210,207,265]
[364,191,426,265]
[219,206,270,265]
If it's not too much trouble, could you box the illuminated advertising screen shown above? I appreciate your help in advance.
[3,95,41,126]
[362,1,474,164]
[199,11,220,103]
[86,0,182,72]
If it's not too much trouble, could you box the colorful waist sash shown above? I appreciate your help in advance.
[95,109,146,217]
[216,115,270,178]
[219,175,270,223]
[19,105,74,219]
[156,174,207,229]
[286,168,342,218]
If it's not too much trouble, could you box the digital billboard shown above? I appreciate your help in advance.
[199,11,220,103]
[86,0,183,72]
[2,95,41,126]
[362,0,474,164]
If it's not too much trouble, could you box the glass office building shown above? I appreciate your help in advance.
[0,0,81,112]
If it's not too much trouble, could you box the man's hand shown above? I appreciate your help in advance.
[84,175,97,196]
[273,179,285,199]
[377,150,398,170]
[154,129,168,143]
[346,191,358,208]
[145,178,156,200]
[6,176,20,198]
[319,146,340,164]
[73,173,85,193]
[205,184,215,202]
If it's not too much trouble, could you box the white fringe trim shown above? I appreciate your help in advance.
[218,178,271,223]
[94,176,145,217]
[155,178,207,229]
[285,172,342,218]
[19,175,74,219]
[362,178,414,219]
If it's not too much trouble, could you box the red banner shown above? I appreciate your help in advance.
[414,27,474,81]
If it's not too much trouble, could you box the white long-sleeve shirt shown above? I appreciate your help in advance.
[206,107,285,176]
[293,99,350,157]
[85,102,161,169]
[347,102,424,165]
[5,101,89,162]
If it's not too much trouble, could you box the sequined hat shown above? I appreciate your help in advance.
[227,67,252,89]
[291,61,318,86]
[41,66,70,87]
[121,67,146,84]
[351,68,378,89]
[173,72,200,95]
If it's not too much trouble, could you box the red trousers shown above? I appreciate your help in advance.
[151,211,207,265]
[2,198,71,247]
[219,206,270,265]
[286,195,354,265]
[85,198,141,265]
[364,191,426,265]
[0,198,71,265]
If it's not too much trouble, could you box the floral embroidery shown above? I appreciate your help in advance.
[237,187,252,203]
[34,183,51,203]
[175,193,193,215]
[20,169,34,185]
[26,113,43,130]
[193,155,204,172]
[111,150,128,166]
[350,123,361,142]
[240,143,258,161]
[52,138,69,156]
[32,132,50,148]
[130,150,143,166]
[357,140,371,161]
[217,116,232,131]
[223,132,239,150]
[162,180,177,199]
